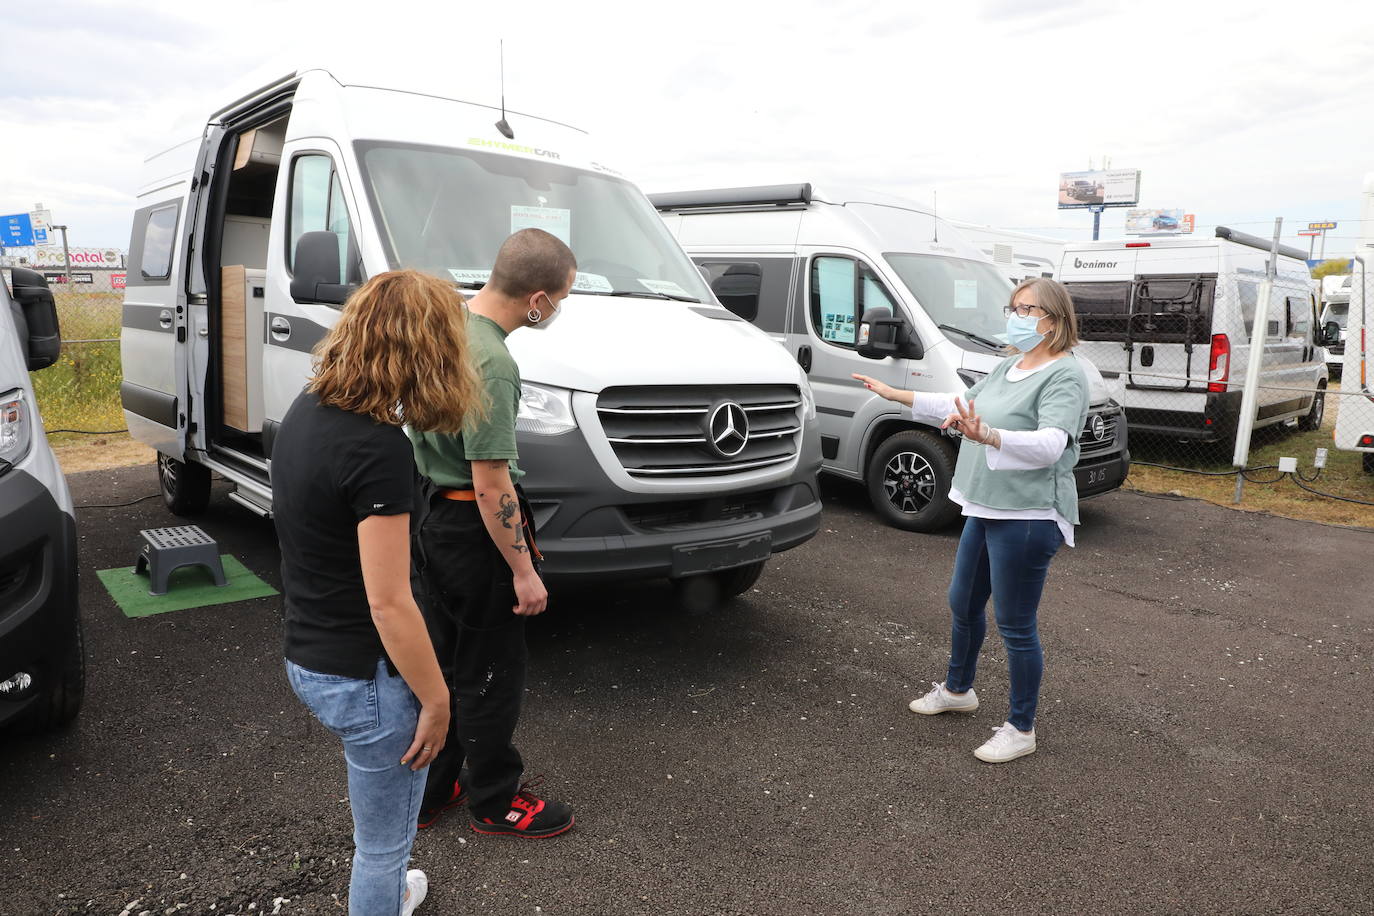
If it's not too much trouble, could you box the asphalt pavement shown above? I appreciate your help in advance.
[3,462,1372,915]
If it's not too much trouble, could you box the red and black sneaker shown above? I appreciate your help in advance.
[471,780,574,839]
[417,780,466,830]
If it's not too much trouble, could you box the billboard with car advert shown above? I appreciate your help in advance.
[1125,208,1195,236]
[1057,169,1141,209]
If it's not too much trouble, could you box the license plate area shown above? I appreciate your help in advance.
[671,532,772,577]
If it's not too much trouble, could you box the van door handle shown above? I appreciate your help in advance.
[797,345,812,373]
[158,309,173,329]
[270,316,292,341]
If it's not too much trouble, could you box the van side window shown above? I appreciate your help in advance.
[140,204,179,281]
[810,257,898,348]
[696,258,791,330]
[288,154,358,286]
[1286,296,1310,338]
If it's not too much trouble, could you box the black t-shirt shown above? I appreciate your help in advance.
[273,389,415,678]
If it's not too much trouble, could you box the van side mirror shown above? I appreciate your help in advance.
[291,231,352,305]
[1321,320,1341,347]
[856,308,923,361]
[9,268,61,371]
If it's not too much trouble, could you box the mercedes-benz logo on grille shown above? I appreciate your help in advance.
[707,401,750,458]
[1089,414,1107,441]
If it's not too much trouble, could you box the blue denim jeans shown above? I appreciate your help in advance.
[945,517,1062,732]
[286,658,427,916]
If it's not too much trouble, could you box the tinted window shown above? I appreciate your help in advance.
[141,204,178,280]
[696,257,793,331]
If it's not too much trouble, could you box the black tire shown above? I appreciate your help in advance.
[717,560,766,598]
[1297,381,1327,432]
[1363,453,1374,475]
[158,452,211,516]
[865,430,961,532]
[13,617,85,735]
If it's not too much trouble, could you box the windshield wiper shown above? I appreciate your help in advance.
[606,290,701,303]
[938,323,1003,350]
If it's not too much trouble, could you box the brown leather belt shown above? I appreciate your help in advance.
[438,488,477,501]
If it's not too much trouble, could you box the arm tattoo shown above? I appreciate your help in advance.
[496,493,518,529]
[496,492,529,554]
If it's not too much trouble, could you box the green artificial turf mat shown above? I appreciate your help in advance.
[96,554,278,618]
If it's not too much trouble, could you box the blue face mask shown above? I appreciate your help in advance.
[1005,313,1047,351]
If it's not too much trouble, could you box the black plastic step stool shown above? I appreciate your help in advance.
[134,526,228,596]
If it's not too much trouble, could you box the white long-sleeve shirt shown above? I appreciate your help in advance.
[909,361,1076,546]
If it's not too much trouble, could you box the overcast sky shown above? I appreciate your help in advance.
[3,0,1372,257]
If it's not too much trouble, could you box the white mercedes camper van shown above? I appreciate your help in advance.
[653,184,1129,532]
[1319,273,1351,377]
[1059,228,1329,445]
[120,70,821,602]
[0,268,83,734]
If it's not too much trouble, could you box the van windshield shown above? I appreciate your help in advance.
[883,253,1013,348]
[355,142,709,301]
[1322,302,1349,328]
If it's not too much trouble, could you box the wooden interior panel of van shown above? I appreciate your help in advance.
[221,265,250,431]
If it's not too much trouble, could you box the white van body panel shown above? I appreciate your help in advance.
[1059,234,1324,441]
[0,297,72,516]
[1333,262,1372,454]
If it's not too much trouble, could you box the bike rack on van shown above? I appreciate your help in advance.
[1125,274,1216,392]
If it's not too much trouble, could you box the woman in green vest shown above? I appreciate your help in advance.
[853,277,1088,764]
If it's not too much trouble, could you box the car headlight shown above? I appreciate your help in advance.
[0,389,33,473]
[516,383,577,436]
[799,374,817,421]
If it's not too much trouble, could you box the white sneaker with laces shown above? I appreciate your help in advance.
[908,681,979,715]
[400,868,428,916]
[973,721,1036,763]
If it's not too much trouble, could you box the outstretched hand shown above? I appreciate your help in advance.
[941,398,994,445]
[852,373,900,402]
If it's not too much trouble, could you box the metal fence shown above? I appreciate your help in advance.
[1066,249,1374,512]
[30,287,125,436]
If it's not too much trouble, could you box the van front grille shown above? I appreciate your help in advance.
[597,385,802,479]
[1079,411,1120,457]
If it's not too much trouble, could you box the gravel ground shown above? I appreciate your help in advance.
[2,463,1371,916]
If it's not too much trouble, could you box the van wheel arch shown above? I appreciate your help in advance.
[1297,379,1326,432]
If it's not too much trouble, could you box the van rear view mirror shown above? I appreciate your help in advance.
[1321,320,1341,347]
[8,268,61,371]
[290,231,352,305]
[856,308,922,361]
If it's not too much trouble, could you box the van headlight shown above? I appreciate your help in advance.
[0,389,33,473]
[516,383,577,436]
[799,374,817,421]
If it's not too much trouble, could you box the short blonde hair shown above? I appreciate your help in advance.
[309,270,486,433]
[1008,277,1079,354]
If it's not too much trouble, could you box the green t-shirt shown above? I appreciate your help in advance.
[951,354,1089,524]
[411,313,524,489]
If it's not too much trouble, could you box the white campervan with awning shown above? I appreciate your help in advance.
[119,70,822,605]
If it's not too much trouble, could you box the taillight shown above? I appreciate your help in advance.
[1208,334,1230,393]
[1359,434,1374,448]
[1125,242,1151,248]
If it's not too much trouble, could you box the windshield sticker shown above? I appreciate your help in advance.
[638,278,690,298]
[468,137,560,160]
[449,268,492,285]
[572,272,614,293]
[954,279,980,310]
[511,205,571,246]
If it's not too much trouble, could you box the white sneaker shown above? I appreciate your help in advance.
[400,869,428,916]
[973,721,1036,763]
[908,681,979,715]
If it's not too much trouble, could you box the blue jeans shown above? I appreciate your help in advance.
[944,517,1062,732]
[286,658,427,916]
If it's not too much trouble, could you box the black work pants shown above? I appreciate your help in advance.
[415,497,526,820]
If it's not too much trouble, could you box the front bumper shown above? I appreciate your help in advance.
[517,421,823,583]
[0,469,79,727]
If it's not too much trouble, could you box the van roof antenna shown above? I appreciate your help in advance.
[495,40,514,139]
[932,190,938,242]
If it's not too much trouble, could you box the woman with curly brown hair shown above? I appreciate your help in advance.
[271,269,484,915]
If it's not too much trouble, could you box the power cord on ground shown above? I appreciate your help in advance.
[75,493,161,510]
[48,428,128,435]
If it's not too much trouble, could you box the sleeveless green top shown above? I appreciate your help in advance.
[952,355,1089,524]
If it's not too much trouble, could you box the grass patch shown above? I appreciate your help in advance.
[31,290,125,434]
[1125,385,1374,528]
